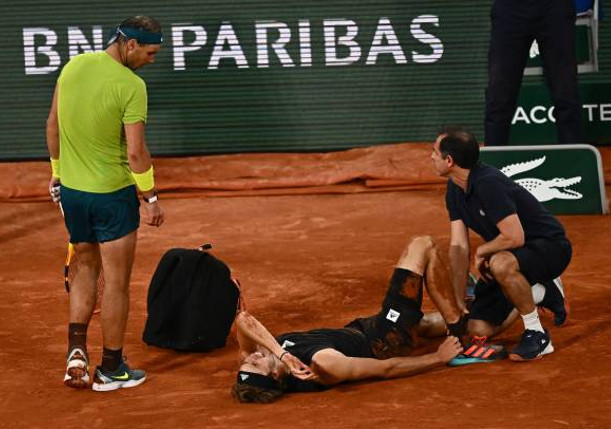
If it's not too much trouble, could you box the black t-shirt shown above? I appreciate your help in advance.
[275,327,373,393]
[276,327,372,366]
[445,163,567,242]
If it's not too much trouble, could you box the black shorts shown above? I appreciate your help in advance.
[470,237,572,326]
[345,269,424,359]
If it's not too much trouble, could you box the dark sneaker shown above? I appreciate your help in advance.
[92,357,146,392]
[63,347,90,388]
[509,329,554,361]
[448,335,507,367]
[537,277,569,326]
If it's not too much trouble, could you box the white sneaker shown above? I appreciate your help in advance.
[63,347,90,388]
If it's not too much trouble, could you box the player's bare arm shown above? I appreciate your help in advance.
[310,336,462,385]
[235,311,312,379]
[46,85,60,159]
[125,121,164,227]
[46,84,61,199]
[235,311,285,358]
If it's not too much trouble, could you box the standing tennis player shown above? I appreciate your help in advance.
[46,16,164,391]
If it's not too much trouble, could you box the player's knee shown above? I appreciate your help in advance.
[488,252,517,280]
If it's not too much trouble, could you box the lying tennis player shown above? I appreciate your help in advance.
[233,235,501,403]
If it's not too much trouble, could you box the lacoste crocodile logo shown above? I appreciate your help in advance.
[501,156,583,202]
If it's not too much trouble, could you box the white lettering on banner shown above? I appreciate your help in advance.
[583,104,597,121]
[68,26,103,59]
[530,106,555,124]
[22,16,445,74]
[210,23,248,69]
[514,104,611,125]
[172,25,207,71]
[582,104,611,121]
[324,19,361,66]
[299,20,312,67]
[513,107,531,124]
[256,21,294,68]
[366,18,407,65]
[23,28,61,75]
[512,106,556,124]
[599,104,611,121]
[411,15,444,64]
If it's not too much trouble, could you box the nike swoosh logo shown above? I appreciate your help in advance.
[111,372,130,380]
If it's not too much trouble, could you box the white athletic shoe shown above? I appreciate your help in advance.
[63,347,90,388]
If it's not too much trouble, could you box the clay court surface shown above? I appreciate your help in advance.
[1,144,610,428]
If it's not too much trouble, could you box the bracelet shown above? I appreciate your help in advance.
[131,165,155,192]
[278,351,289,361]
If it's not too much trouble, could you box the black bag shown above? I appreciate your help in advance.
[142,248,240,352]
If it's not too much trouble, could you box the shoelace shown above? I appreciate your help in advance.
[470,335,488,347]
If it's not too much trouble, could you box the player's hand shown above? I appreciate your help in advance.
[437,336,463,364]
[48,177,61,204]
[143,201,164,227]
[475,255,493,283]
[280,352,316,380]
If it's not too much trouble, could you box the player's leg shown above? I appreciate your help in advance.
[396,235,468,337]
[60,186,102,388]
[88,186,145,391]
[428,274,510,366]
[92,231,146,391]
[345,236,434,359]
[69,242,102,322]
[396,236,506,365]
[64,241,101,388]
[98,231,136,352]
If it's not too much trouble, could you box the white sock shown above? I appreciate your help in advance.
[521,309,544,333]
[531,283,546,304]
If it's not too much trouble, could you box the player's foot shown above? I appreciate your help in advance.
[63,347,90,388]
[448,335,507,366]
[509,329,554,361]
[537,277,569,326]
[92,357,146,392]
